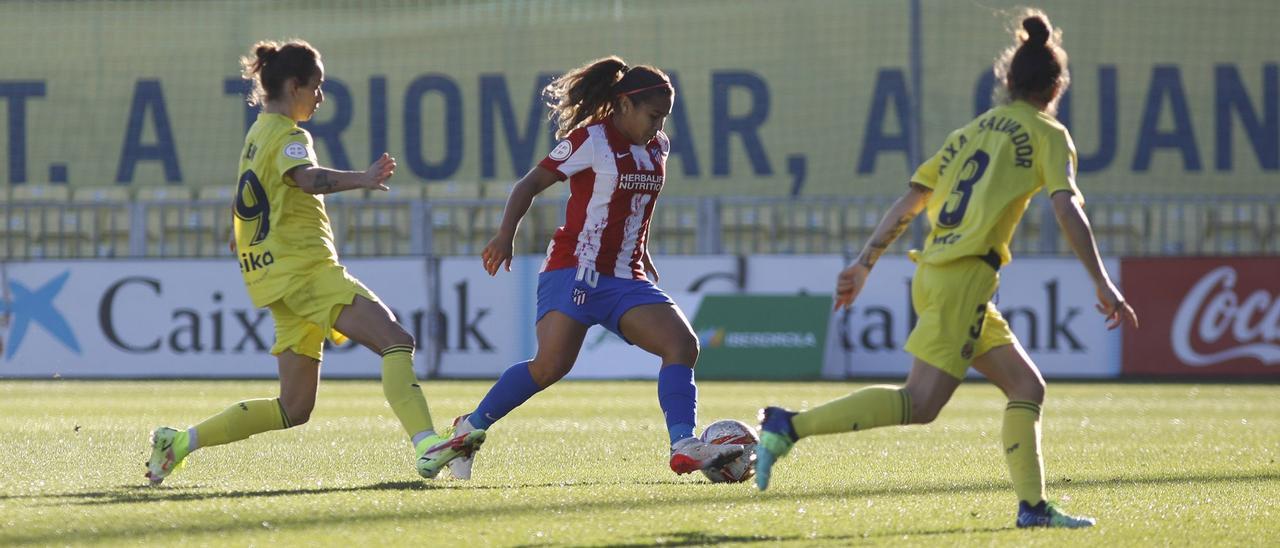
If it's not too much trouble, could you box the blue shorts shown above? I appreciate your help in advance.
[536,266,675,344]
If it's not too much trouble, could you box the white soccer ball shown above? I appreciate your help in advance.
[699,419,759,483]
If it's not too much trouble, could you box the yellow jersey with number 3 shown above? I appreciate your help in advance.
[234,112,339,307]
[911,100,1081,267]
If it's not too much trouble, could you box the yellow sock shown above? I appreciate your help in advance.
[1003,400,1046,505]
[792,385,911,438]
[381,344,434,440]
[192,398,289,449]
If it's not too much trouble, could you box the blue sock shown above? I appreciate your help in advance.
[657,364,697,445]
[468,361,541,430]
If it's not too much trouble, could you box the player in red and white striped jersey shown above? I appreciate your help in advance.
[447,56,744,480]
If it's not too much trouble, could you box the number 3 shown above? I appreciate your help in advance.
[937,150,990,228]
[234,170,270,246]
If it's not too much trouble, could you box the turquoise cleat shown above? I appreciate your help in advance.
[755,406,799,491]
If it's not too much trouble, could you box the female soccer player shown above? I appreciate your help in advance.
[754,12,1138,528]
[145,40,482,485]
[444,56,743,480]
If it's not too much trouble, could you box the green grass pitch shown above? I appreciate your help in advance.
[1,380,1276,546]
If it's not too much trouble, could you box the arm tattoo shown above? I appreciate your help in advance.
[313,171,335,193]
[858,214,913,268]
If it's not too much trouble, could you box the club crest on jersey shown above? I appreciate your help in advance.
[284,142,309,160]
[549,140,573,161]
[631,146,655,171]
[571,287,588,306]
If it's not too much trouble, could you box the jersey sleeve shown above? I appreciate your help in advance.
[538,127,593,181]
[278,128,318,186]
[911,129,959,190]
[1040,127,1083,204]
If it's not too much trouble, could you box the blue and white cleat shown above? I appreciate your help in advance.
[1017,501,1096,528]
[754,406,799,491]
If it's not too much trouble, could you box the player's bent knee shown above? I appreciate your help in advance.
[1021,379,1046,405]
[665,332,700,366]
[1007,374,1046,404]
[910,401,943,425]
[529,358,572,388]
[377,325,415,354]
[282,402,314,427]
[287,411,312,427]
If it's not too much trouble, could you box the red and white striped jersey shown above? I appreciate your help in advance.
[538,119,668,280]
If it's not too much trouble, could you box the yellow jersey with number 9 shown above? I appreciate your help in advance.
[234,112,339,308]
[911,100,1081,268]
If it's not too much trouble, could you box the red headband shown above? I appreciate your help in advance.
[617,82,673,97]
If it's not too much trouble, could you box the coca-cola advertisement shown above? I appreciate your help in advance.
[1122,257,1280,377]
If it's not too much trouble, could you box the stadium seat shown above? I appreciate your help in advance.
[72,186,133,258]
[720,203,775,254]
[524,181,570,251]
[1267,203,1280,253]
[10,184,73,258]
[424,182,481,255]
[470,181,518,255]
[351,184,423,255]
[838,206,884,255]
[191,186,236,257]
[650,202,697,254]
[1201,202,1270,254]
[321,192,357,255]
[1088,205,1149,256]
[777,204,840,254]
[137,186,197,256]
[525,200,564,254]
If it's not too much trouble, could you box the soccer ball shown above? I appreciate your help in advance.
[699,419,759,483]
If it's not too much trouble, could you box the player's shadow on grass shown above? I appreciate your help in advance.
[18,468,1280,508]
[545,527,1014,547]
[7,469,1277,545]
[32,478,681,506]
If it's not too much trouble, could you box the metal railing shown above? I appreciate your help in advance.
[1,194,1276,261]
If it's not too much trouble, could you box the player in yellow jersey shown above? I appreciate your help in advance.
[755,11,1138,528]
[145,39,483,485]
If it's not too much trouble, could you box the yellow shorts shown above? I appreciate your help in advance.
[903,255,1016,380]
[268,264,378,361]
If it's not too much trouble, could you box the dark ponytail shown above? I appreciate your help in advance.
[544,55,673,140]
[992,10,1070,113]
[239,39,322,107]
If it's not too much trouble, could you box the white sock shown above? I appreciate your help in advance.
[411,429,436,447]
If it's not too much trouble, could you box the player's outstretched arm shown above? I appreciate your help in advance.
[481,166,561,276]
[834,183,931,310]
[1050,191,1138,330]
[288,153,397,195]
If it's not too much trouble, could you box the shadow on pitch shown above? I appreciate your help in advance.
[28,478,689,507]
[14,469,1280,508]
[514,527,1015,547]
[6,469,1276,545]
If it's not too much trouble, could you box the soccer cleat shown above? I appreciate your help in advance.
[416,423,486,480]
[754,406,799,491]
[1017,500,1097,528]
[669,436,745,475]
[144,426,188,486]
[446,414,478,480]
